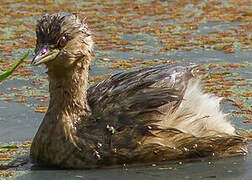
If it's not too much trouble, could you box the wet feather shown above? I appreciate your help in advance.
[30,12,248,169]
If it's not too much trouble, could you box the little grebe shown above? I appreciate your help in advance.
[31,12,247,168]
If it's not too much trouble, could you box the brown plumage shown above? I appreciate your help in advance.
[30,12,247,169]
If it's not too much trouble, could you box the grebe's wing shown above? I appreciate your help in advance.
[88,64,194,127]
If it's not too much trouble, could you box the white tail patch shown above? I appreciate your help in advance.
[163,78,235,137]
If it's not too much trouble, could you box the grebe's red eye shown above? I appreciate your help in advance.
[58,35,67,48]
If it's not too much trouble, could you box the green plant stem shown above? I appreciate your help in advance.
[0,51,29,81]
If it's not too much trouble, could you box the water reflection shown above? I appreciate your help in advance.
[16,150,251,180]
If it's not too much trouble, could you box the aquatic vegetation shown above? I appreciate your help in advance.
[0,0,250,177]
[0,141,31,179]
[0,51,29,81]
[0,1,250,115]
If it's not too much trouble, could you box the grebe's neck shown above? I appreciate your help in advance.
[46,62,90,124]
[31,61,91,165]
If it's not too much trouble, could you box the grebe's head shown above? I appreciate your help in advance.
[32,12,94,72]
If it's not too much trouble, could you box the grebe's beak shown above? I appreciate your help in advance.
[31,47,60,66]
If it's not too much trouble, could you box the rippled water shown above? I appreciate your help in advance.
[0,0,251,179]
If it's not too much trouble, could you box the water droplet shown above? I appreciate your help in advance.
[112,148,117,153]
[136,141,142,145]
[183,147,189,152]
[172,147,176,150]
[147,126,152,130]
[97,142,102,148]
[94,150,101,159]
[106,125,116,134]
[123,163,128,171]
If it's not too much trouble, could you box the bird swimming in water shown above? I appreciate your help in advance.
[30,12,247,169]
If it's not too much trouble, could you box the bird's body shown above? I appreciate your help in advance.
[30,12,247,169]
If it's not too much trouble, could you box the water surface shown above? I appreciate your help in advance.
[0,0,251,179]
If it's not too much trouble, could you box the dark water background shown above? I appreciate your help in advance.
[0,0,251,179]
